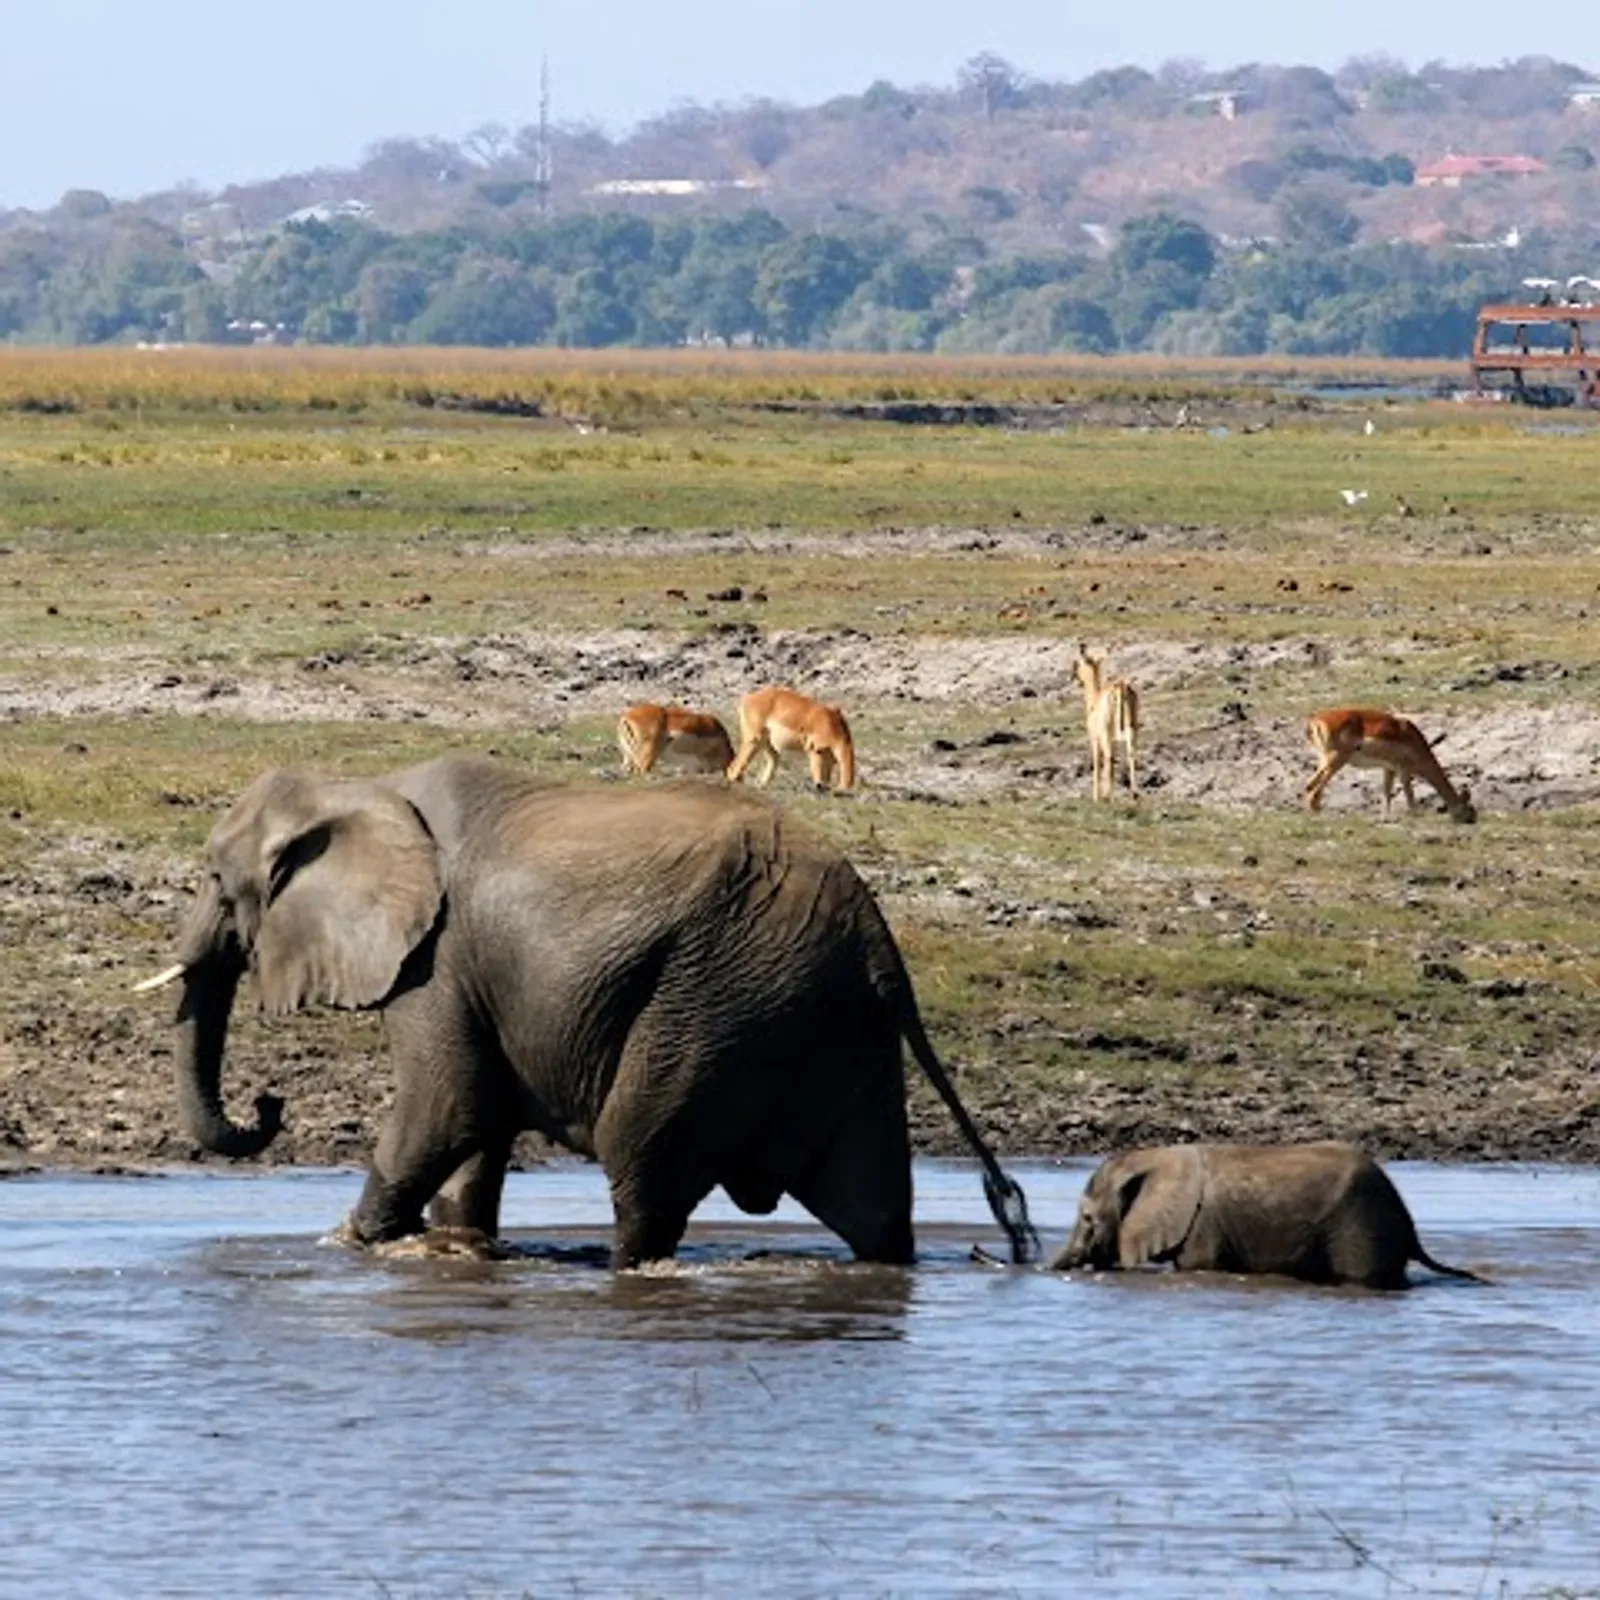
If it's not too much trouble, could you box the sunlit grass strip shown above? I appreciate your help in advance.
[0,346,1465,419]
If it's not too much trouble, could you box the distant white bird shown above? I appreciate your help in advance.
[1339,489,1369,506]
[1363,418,1376,436]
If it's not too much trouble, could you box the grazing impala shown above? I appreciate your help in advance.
[725,685,856,793]
[1304,707,1476,823]
[1074,647,1140,801]
[617,702,735,778]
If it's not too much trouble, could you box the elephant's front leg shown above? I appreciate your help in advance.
[343,995,503,1244]
[428,1138,514,1236]
[348,1104,479,1244]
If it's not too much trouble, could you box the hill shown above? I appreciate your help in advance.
[4,54,1600,356]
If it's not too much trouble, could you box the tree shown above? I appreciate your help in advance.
[410,260,557,345]
[61,219,201,342]
[1369,74,1439,113]
[938,285,1114,354]
[1358,286,1476,357]
[739,103,792,170]
[553,267,635,346]
[1107,261,1206,346]
[1226,159,1287,203]
[463,122,514,166]
[963,186,1017,224]
[230,218,386,336]
[1277,186,1360,252]
[971,253,1083,302]
[56,189,113,221]
[353,260,430,342]
[360,136,464,184]
[1043,293,1116,353]
[1064,66,1159,111]
[180,281,229,343]
[958,53,1024,119]
[866,255,942,312]
[1114,212,1217,282]
[859,79,917,119]
[1264,65,1349,125]
[754,234,872,345]
[0,230,65,337]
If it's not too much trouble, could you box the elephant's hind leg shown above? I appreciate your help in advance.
[606,1163,713,1269]
[596,1090,719,1269]
[787,1063,913,1264]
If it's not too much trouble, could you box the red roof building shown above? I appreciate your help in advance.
[1415,154,1548,187]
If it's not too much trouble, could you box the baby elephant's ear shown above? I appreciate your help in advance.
[1117,1146,1204,1267]
[257,784,442,1014]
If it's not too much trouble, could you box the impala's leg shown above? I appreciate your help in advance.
[1401,773,1420,812]
[1305,751,1350,810]
[725,733,759,783]
[1123,732,1139,799]
[808,745,832,789]
[1381,767,1398,818]
[753,741,778,786]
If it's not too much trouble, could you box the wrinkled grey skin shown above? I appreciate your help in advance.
[167,754,1036,1268]
[1052,1142,1484,1290]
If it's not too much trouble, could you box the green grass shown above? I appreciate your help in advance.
[10,405,1600,544]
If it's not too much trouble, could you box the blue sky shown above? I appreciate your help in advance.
[3,1,1590,208]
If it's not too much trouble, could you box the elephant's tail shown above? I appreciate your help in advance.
[1413,1244,1492,1285]
[900,1007,1040,1265]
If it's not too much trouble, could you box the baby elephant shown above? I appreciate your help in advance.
[1053,1142,1484,1290]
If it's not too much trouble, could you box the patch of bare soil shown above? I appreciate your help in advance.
[4,613,1599,1178]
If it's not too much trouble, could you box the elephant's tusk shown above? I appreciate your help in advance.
[131,962,187,994]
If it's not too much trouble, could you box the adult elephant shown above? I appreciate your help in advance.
[1050,1142,1483,1289]
[137,755,1037,1268]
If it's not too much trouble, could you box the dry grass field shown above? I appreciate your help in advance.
[2,347,1598,1171]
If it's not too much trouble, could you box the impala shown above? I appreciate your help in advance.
[1074,647,1140,801]
[617,702,735,778]
[725,685,856,793]
[1303,707,1476,823]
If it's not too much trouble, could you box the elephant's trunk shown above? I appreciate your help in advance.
[174,950,283,1157]
[1049,1235,1087,1271]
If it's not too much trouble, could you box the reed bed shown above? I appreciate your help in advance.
[0,345,1465,420]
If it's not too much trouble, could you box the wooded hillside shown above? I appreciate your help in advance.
[4,54,1598,356]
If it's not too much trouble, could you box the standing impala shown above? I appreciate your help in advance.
[1304,707,1476,822]
[1074,647,1140,801]
[725,686,857,793]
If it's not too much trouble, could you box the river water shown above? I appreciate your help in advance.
[1,1160,1596,1598]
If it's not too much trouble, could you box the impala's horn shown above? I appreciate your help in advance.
[131,962,187,995]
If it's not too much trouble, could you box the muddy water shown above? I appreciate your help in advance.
[1,1162,1596,1598]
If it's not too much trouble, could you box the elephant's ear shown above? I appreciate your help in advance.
[255,784,442,1014]
[1116,1146,1204,1267]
